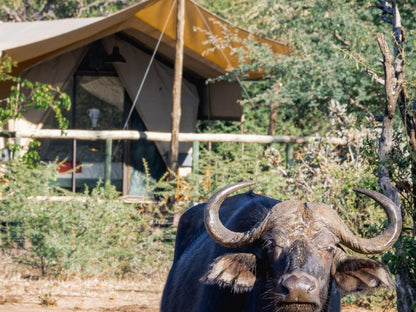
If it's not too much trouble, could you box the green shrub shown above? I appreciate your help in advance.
[0,159,174,278]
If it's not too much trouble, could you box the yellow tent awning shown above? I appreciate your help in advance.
[0,0,290,79]
[134,0,290,76]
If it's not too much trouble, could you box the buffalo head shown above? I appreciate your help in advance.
[202,182,401,312]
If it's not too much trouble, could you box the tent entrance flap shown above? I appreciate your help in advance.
[122,0,176,131]
[103,35,199,166]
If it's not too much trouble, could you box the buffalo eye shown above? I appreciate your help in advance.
[264,240,283,260]
[326,246,335,253]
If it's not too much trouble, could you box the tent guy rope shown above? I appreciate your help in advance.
[122,0,176,131]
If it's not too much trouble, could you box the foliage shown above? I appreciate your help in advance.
[0,54,71,165]
[0,54,71,130]
[0,158,175,278]
[343,288,396,310]
[0,0,135,21]
[196,0,390,137]
[195,102,386,236]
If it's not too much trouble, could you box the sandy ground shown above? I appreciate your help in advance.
[0,251,396,312]
[0,277,162,312]
[0,275,397,312]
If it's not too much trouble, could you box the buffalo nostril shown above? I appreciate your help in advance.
[282,274,317,294]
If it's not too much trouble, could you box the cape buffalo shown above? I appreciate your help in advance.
[161,181,402,312]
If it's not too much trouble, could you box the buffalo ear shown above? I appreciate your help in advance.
[334,257,394,293]
[200,253,256,293]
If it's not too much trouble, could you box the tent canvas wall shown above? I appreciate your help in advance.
[0,0,290,196]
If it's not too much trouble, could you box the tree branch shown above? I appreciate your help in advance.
[76,0,121,17]
[377,33,400,119]
[334,30,350,46]
[364,68,385,86]
[373,3,401,205]
[372,0,393,23]
[1,4,23,22]
[372,0,393,14]
[349,98,377,125]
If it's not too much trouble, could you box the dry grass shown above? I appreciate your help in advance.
[0,274,165,311]
[0,251,166,312]
[0,252,397,312]
[342,306,396,312]
[0,276,397,312]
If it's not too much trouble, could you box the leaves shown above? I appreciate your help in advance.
[0,159,175,278]
[0,0,134,21]
[0,54,71,163]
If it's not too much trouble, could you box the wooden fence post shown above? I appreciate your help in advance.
[286,143,293,168]
[105,139,112,186]
[192,141,199,174]
[72,139,77,192]
[12,137,20,159]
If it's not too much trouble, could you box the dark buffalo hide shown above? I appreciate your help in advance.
[161,191,396,312]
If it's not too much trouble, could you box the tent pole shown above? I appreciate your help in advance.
[169,0,185,175]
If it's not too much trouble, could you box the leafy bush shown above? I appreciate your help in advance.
[0,54,70,131]
[0,159,174,279]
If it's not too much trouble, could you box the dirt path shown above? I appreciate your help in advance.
[0,276,397,312]
[0,277,162,312]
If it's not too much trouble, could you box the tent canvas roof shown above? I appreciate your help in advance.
[0,0,290,79]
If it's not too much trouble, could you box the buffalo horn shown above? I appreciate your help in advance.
[330,188,402,254]
[204,181,269,248]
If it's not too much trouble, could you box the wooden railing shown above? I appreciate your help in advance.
[2,129,347,145]
[1,129,348,189]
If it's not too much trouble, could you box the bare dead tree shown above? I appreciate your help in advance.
[371,1,415,311]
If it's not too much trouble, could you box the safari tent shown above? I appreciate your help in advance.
[0,0,289,196]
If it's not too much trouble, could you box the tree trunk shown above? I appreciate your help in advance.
[372,2,415,311]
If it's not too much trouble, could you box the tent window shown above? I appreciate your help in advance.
[39,76,124,192]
